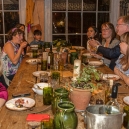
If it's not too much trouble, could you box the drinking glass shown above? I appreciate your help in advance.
[43,86,53,105]
[41,52,48,71]
[40,73,48,83]
[32,49,38,58]
[81,55,89,65]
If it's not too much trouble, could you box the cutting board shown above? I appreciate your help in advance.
[118,86,129,94]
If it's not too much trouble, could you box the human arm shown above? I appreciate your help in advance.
[4,41,27,65]
[114,67,129,86]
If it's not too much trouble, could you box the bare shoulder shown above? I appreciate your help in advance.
[4,42,14,52]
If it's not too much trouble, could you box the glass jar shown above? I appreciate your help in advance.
[70,52,78,65]
[52,87,69,114]
[54,101,78,129]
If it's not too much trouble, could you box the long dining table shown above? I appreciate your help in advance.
[0,55,128,129]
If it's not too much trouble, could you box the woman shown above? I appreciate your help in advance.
[0,60,8,107]
[114,32,129,86]
[15,23,30,53]
[1,28,27,81]
[86,26,100,52]
[93,22,120,67]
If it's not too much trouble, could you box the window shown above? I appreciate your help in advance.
[0,0,19,48]
[44,0,120,47]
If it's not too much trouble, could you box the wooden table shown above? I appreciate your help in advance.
[0,56,128,129]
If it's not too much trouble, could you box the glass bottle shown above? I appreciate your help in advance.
[105,80,113,104]
[106,84,120,114]
[47,44,54,69]
[58,53,64,71]
[123,105,129,129]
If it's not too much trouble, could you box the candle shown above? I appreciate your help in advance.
[73,59,81,80]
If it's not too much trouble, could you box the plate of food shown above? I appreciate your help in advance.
[5,97,35,111]
[26,59,40,65]
[88,61,103,67]
[123,96,129,105]
[102,74,120,81]
[32,71,51,77]
[72,46,85,50]
[82,53,92,58]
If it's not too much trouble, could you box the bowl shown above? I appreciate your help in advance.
[32,83,48,95]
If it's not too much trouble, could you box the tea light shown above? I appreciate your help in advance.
[73,59,81,80]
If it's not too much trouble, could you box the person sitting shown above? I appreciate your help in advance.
[30,29,44,47]
[15,23,30,53]
[93,22,120,67]
[88,15,129,70]
[0,61,8,107]
[86,26,100,52]
[114,32,129,86]
[1,28,27,81]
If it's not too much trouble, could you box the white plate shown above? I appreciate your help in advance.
[89,61,103,66]
[73,46,85,50]
[32,71,51,77]
[30,45,38,48]
[123,96,129,105]
[26,59,40,65]
[102,74,120,81]
[5,97,35,111]
[83,53,92,58]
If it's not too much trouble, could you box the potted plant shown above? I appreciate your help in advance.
[53,39,72,52]
[70,65,102,111]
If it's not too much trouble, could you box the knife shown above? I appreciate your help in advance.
[12,92,31,98]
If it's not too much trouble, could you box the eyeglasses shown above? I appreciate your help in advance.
[101,28,110,32]
[116,24,128,27]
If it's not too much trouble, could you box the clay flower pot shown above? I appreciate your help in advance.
[70,87,91,112]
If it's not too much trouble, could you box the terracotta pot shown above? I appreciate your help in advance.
[70,87,91,111]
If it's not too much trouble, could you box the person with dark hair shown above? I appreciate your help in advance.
[88,15,129,70]
[86,26,100,52]
[1,28,27,81]
[30,29,44,46]
[93,22,120,66]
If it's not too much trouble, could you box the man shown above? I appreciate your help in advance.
[89,15,129,70]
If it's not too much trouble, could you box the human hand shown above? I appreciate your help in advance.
[92,54,103,59]
[88,39,99,47]
[20,41,27,49]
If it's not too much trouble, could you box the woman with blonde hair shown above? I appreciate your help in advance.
[0,60,8,107]
[114,32,129,86]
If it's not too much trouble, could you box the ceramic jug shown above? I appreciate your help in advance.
[54,101,78,129]
[51,88,69,114]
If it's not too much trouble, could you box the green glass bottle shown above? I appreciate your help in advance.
[47,44,54,69]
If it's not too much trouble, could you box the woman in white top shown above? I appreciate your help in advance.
[86,26,100,52]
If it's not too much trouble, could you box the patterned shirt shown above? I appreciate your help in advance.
[1,41,22,77]
[115,54,129,76]
[30,40,44,46]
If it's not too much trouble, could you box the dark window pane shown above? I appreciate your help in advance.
[4,0,19,10]
[83,0,96,11]
[52,0,66,11]
[0,0,2,10]
[68,13,81,33]
[68,0,82,11]
[83,35,87,48]
[0,12,3,33]
[52,12,65,34]
[53,35,66,40]
[83,13,96,33]
[4,12,19,33]
[98,13,109,31]
[98,0,110,11]
[0,35,4,48]
[68,35,81,46]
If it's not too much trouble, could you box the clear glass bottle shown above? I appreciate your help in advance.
[106,84,120,114]
[47,44,54,69]
[105,80,113,104]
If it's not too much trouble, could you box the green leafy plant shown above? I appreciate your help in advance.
[53,39,72,52]
[71,65,102,91]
